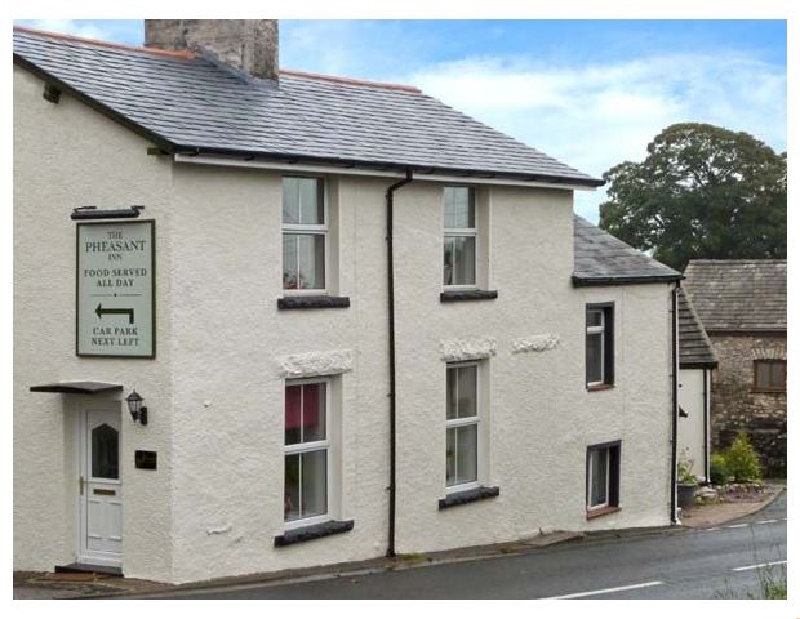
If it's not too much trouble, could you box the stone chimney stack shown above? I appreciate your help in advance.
[144,19,279,81]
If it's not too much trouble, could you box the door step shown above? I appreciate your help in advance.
[54,563,123,577]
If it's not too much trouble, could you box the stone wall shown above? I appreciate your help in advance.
[709,333,786,477]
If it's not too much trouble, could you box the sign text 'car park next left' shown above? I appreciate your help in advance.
[77,220,155,358]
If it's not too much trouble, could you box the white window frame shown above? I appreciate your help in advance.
[281,176,329,296]
[443,186,478,290]
[445,361,481,493]
[587,445,611,510]
[283,376,332,529]
[586,308,605,387]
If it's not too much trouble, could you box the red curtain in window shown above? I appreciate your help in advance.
[284,384,320,429]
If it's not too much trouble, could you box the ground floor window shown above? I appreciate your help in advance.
[284,378,330,524]
[587,441,620,511]
[446,362,481,490]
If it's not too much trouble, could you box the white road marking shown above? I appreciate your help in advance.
[541,581,663,599]
[757,519,779,525]
[732,560,787,572]
[705,527,721,531]
[725,524,749,528]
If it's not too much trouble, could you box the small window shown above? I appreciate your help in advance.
[445,362,480,490]
[282,177,326,292]
[284,379,330,525]
[586,303,614,388]
[587,442,620,512]
[443,186,477,287]
[753,360,786,393]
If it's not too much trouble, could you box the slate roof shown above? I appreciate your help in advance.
[572,215,681,286]
[677,289,718,369]
[683,260,787,332]
[13,26,602,186]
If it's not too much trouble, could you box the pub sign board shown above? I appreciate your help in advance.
[76,220,155,358]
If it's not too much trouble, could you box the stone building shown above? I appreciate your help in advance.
[683,260,787,477]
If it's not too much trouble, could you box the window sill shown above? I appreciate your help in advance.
[751,388,786,394]
[586,383,614,393]
[586,506,620,520]
[439,485,500,510]
[274,519,354,547]
[440,290,498,303]
[277,296,350,310]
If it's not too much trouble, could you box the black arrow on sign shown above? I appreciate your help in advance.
[95,303,135,324]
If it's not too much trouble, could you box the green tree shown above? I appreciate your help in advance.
[599,123,786,271]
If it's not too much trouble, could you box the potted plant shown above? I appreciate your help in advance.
[677,449,698,509]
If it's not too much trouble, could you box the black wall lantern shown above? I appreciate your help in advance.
[125,390,148,426]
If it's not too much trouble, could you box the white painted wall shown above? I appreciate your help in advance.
[14,65,674,584]
[678,368,709,481]
[13,67,175,581]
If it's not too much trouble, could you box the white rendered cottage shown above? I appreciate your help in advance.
[13,21,682,584]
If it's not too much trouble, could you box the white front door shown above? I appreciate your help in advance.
[78,408,123,566]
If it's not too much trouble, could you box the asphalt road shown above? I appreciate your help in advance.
[141,492,786,600]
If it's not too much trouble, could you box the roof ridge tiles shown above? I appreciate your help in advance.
[13,25,196,60]
[279,69,421,93]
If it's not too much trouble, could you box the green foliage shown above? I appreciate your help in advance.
[677,448,697,485]
[599,123,787,271]
[724,432,762,483]
[709,453,729,486]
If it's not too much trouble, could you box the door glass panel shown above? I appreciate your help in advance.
[92,423,119,479]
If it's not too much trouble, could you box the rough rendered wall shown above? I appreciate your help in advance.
[168,168,392,583]
[13,67,175,580]
[709,334,786,476]
[391,183,673,552]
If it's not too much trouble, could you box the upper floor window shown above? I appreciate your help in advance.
[753,360,786,393]
[282,176,326,292]
[443,186,476,287]
[586,303,614,389]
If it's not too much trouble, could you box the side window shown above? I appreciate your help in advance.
[753,360,786,393]
[586,303,614,388]
[587,442,620,514]
[443,186,477,288]
[282,176,326,292]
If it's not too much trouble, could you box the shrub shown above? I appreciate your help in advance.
[724,432,762,482]
[677,448,698,485]
[709,453,729,485]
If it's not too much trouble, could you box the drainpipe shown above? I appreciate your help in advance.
[670,282,680,524]
[386,168,413,558]
[703,368,709,482]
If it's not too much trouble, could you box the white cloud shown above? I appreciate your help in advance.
[24,19,111,40]
[401,53,786,222]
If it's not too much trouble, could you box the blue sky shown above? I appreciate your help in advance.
[14,19,787,222]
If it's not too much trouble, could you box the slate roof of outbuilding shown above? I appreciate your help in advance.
[12,26,602,186]
[572,215,681,286]
[683,259,787,332]
[677,289,718,369]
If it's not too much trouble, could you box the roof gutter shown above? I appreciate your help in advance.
[572,274,683,287]
[173,153,601,191]
[385,168,413,558]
